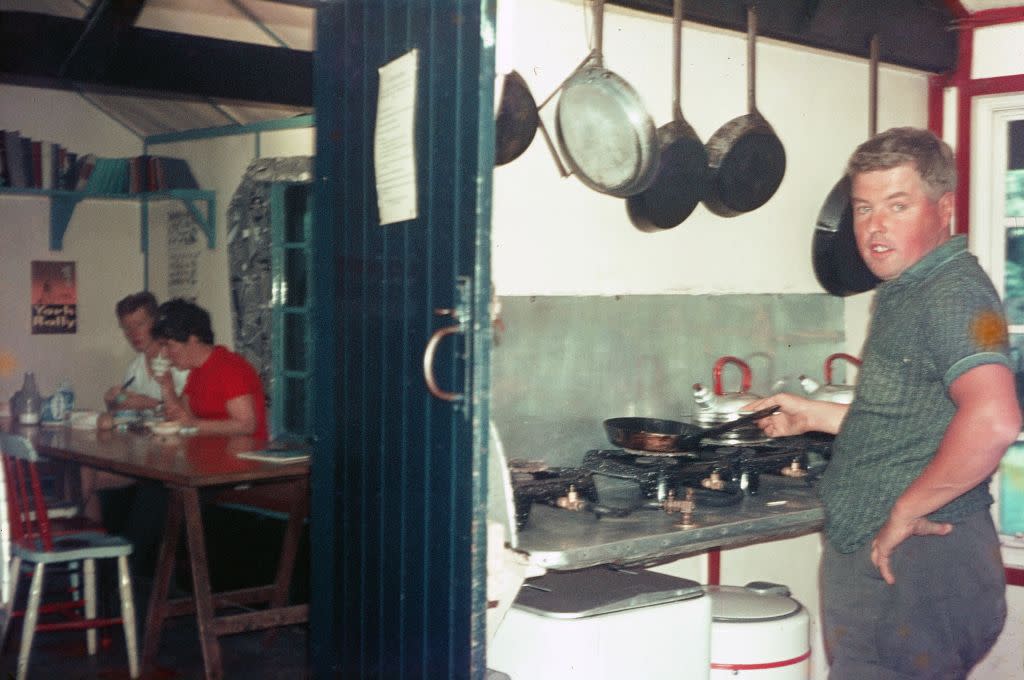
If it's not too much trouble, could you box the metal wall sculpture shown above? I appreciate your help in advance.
[226,156,313,405]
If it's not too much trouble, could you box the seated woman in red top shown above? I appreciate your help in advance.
[151,298,268,440]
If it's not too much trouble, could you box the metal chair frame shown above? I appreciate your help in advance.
[0,433,139,680]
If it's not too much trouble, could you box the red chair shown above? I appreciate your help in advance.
[0,433,139,680]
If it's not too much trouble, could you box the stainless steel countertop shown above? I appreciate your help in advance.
[514,475,824,570]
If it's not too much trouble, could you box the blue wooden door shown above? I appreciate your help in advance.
[309,1,494,677]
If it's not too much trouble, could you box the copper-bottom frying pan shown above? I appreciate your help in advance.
[603,405,779,453]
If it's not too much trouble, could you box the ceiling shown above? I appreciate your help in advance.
[0,0,1021,138]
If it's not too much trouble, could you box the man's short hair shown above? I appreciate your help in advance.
[151,298,215,345]
[115,291,158,320]
[847,127,956,200]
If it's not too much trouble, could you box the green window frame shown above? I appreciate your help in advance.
[270,181,313,437]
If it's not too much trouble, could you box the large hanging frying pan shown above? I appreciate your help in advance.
[703,5,786,217]
[812,36,881,296]
[626,0,709,231]
[556,0,659,197]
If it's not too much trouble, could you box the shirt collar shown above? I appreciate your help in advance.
[876,234,966,293]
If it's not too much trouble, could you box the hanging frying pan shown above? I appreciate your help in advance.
[495,71,540,166]
[555,0,659,198]
[812,36,882,296]
[626,0,709,231]
[703,5,786,217]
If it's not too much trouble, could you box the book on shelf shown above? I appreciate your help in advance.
[148,156,199,190]
[20,136,32,188]
[30,140,42,188]
[4,131,28,188]
[0,131,7,187]
[74,153,96,190]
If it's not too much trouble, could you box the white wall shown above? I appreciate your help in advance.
[0,83,315,410]
[0,85,143,409]
[145,127,314,349]
[493,0,928,306]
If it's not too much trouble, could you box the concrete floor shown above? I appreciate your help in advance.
[1,611,309,679]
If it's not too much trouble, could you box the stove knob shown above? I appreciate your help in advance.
[556,484,588,511]
[701,470,726,491]
[780,458,808,478]
[669,489,697,529]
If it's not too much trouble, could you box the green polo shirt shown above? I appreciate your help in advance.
[820,235,1013,553]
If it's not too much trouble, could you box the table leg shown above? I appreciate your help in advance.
[262,477,308,646]
[141,488,182,671]
[182,486,223,680]
[270,477,308,609]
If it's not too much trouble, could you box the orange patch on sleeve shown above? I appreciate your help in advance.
[971,310,1009,350]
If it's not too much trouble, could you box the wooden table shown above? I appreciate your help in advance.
[4,420,309,680]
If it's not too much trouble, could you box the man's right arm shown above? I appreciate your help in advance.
[746,392,849,437]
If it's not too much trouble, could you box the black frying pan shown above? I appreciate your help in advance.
[495,71,539,166]
[626,0,708,231]
[812,36,881,296]
[603,405,779,453]
[495,70,569,176]
[703,6,785,217]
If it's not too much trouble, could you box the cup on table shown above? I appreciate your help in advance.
[151,355,171,378]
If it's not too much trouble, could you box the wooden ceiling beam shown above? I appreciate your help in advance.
[0,10,312,107]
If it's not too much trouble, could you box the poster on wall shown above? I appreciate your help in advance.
[167,208,201,302]
[31,260,77,334]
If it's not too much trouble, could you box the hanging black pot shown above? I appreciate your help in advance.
[626,0,709,231]
[702,6,786,218]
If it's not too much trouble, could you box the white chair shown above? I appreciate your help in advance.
[0,433,139,680]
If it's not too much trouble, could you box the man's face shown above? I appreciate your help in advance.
[118,307,154,353]
[851,163,953,281]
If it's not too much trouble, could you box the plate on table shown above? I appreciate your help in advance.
[149,421,182,436]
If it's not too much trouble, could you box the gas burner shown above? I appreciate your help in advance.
[509,466,596,529]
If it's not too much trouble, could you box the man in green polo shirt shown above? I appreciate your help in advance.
[749,127,1021,678]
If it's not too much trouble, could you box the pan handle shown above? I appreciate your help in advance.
[824,353,862,384]
[713,356,753,395]
[423,309,464,402]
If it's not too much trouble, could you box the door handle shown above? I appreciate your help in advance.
[423,308,464,402]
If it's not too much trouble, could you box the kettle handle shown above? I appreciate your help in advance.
[824,353,862,383]
[713,356,752,395]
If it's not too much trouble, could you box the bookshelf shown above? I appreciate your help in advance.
[0,187,216,251]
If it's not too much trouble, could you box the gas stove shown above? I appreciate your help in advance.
[508,435,832,527]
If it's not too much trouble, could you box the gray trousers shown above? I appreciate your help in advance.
[822,509,1006,680]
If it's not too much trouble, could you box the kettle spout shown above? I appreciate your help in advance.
[798,375,820,395]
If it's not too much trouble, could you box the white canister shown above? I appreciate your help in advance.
[707,583,810,679]
[489,566,711,680]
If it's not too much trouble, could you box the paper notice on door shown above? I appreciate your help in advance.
[374,48,419,225]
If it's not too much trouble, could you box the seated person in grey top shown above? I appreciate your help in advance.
[748,127,1021,679]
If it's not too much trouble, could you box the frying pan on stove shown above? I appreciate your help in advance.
[702,5,786,217]
[603,405,779,453]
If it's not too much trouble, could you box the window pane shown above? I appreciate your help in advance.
[284,185,309,243]
[284,313,306,372]
[284,376,307,433]
[1005,227,1024,325]
[285,249,307,307]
